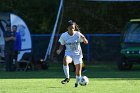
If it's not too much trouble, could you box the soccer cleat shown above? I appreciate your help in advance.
[75,83,78,87]
[61,78,70,84]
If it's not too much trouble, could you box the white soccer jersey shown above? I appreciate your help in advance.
[59,31,84,58]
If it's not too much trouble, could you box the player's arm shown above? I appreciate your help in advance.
[56,44,64,55]
[81,35,88,44]
[56,34,65,55]
[79,32,88,44]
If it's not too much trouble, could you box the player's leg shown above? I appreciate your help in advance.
[73,56,83,87]
[75,63,82,87]
[61,56,72,84]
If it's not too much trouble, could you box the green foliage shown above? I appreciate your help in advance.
[61,1,140,34]
[0,0,60,34]
[1,0,140,34]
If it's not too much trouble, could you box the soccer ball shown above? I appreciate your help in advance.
[79,76,89,86]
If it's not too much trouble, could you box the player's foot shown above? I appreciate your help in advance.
[75,83,78,87]
[61,78,70,84]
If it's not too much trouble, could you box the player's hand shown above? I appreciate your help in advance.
[56,49,61,55]
[81,36,88,44]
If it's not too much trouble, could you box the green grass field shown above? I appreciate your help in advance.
[0,63,140,93]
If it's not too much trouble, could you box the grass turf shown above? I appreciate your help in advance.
[0,63,140,93]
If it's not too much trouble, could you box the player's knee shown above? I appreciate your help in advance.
[63,60,69,66]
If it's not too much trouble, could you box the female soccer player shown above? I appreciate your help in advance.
[56,20,88,87]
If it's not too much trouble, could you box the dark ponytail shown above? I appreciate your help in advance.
[74,22,80,32]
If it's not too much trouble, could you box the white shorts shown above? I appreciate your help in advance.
[65,54,83,65]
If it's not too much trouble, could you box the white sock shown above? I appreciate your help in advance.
[63,65,69,78]
[76,75,81,84]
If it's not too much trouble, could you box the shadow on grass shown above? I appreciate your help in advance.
[0,63,140,79]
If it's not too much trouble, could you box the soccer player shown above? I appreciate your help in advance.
[56,20,88,87]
